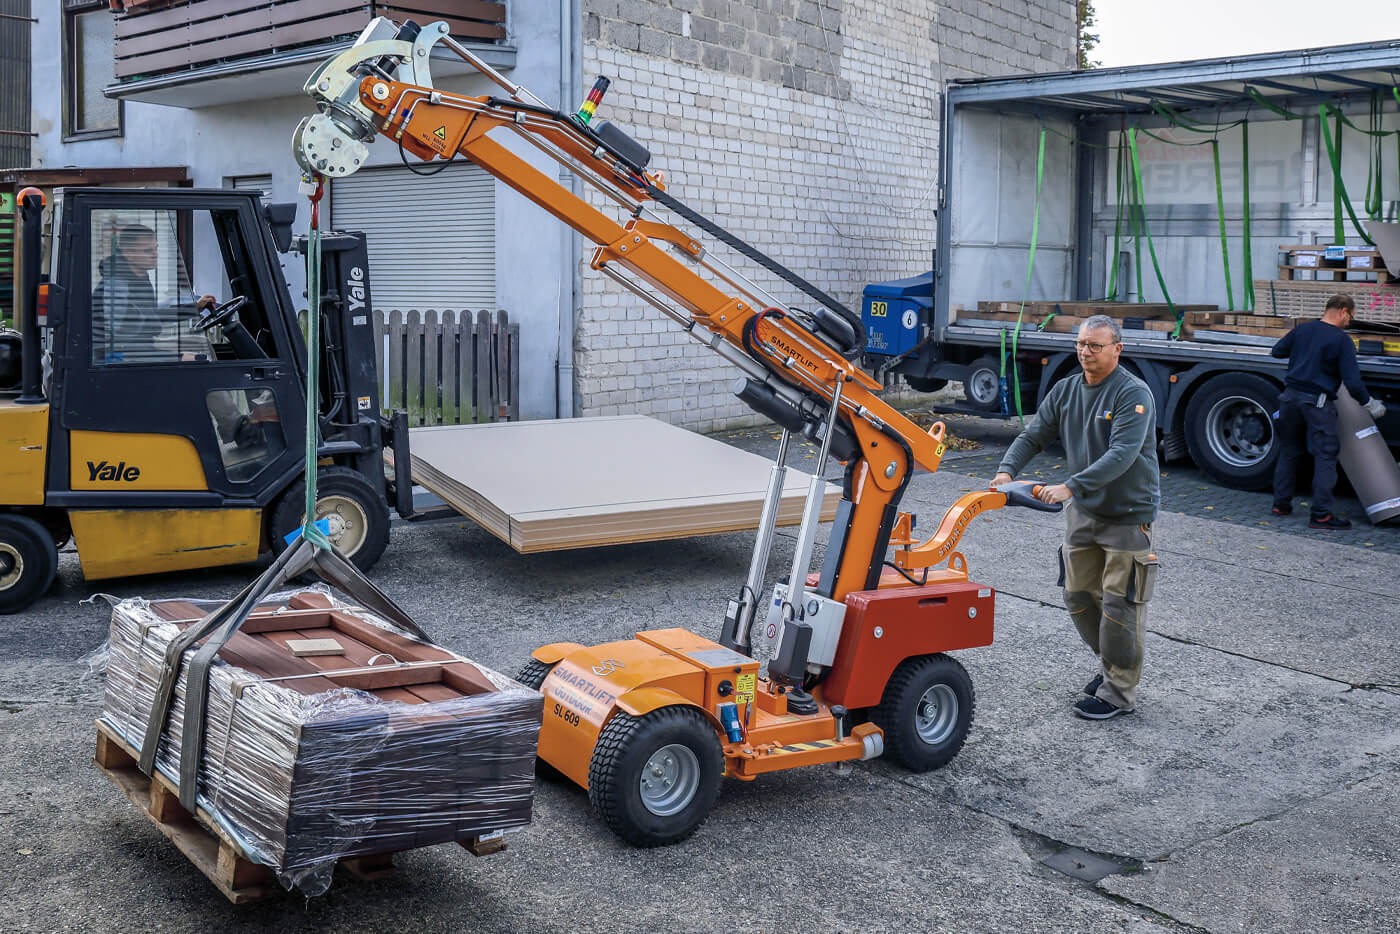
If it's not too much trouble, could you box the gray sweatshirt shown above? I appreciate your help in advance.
[996,365,1160,525]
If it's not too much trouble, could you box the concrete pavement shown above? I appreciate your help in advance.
[0,422,1395,933]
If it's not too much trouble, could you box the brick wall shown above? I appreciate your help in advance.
[937,0,1078,79]
[576,1,1076,431]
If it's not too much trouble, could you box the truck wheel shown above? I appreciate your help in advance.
[1184,373,1280,490]
[271,467,390,571]
[871,653,974,772]
[904,376,948,393]
[963,356,1003,411]
[0,514,59,615]
[588,707,723,847]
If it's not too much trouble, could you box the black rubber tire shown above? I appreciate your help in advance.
[270,466,390,571]
[871,654,975,772]
[0,514,59,615]
[516,658,564,780]
[1183,372,1281,490]
[516,658,556,691]
[904,375,949,393]
[963,356,1004,411]
[587,707,724,847]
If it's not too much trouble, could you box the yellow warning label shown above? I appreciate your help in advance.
[735,673,756,706]
[935,443,946,457]
[433,125,447,140]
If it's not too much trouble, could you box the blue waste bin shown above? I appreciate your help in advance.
[862,272,932,356]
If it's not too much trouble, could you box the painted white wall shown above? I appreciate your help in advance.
[29,0,570,419]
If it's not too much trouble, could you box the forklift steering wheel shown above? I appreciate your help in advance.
[194,295,248,333]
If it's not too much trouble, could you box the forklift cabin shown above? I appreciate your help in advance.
[0,187,404,612]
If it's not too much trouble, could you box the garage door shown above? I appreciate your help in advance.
[331,163,496,312]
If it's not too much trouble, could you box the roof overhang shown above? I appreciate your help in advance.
[947,39,1400,117]
[106,42,517,109]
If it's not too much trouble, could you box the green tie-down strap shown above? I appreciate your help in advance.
[301,179,334,551]
[1009,128,1047,424]
[1133,121,1235,313]
[1318,105,1376,246]
[1126,129,1181,337]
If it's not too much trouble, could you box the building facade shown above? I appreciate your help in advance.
[576,0,1076,430]
[17,1,1076,427]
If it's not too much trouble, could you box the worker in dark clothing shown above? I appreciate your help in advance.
[1270,293,1386,529]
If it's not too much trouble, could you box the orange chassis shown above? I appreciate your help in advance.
[529,486,1018,790]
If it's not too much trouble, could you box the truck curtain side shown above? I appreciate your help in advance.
[912,40,1400,489]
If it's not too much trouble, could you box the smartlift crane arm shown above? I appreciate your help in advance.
[294,19,1055,667]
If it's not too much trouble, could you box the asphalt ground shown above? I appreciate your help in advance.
[1,413,1397,933]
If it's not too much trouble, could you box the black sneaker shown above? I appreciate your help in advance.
[1309,513,1352,530]
[1271,503,1292,516]
[1083,674,1103,697]
[1073,696,1134,720]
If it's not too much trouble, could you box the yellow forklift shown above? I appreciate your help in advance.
[0,187,417,613]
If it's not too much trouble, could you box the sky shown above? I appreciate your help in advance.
[1093,0,1400,68]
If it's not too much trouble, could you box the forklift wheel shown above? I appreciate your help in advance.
[0,514,60,615]
[871,653,975,772]
[588,707,723,847]
[271,467,390,571]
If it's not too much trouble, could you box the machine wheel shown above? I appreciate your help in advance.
[1183,372,1280,490]
[871,653,975,772]
[516,658,556,691]
[270,467,390,571]
[587,706,724,847]
[904,375,949,393]
[516,658,563,779]
[0,514,59,615]
[962,356,1003,411]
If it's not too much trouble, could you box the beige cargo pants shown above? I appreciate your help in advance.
[1057,502,1159,710]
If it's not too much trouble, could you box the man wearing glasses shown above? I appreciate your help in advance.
[992,315,1160,721]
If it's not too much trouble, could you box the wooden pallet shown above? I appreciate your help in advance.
[94,721,507,903]
[974,300,1217,320]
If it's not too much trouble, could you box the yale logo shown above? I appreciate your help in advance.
[347,265,367,313]
[86,460,141,482]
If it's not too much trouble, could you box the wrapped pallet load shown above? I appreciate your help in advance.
[99,588,542,896]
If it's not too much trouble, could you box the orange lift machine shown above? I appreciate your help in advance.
[296,19,1061,847]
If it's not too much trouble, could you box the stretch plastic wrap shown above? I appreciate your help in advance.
[100,588,543,895]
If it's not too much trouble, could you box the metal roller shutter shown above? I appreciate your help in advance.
[331,163,496,312]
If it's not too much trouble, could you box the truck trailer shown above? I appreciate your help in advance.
[875,40,1400,491]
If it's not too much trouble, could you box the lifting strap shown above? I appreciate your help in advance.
[299,177,334,550]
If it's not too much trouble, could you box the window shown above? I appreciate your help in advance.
[64,0,120,139]
[89,206,280,365]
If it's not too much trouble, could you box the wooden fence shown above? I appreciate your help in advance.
[374,309,520,426]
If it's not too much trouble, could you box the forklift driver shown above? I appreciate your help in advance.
[92,224,216,364]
